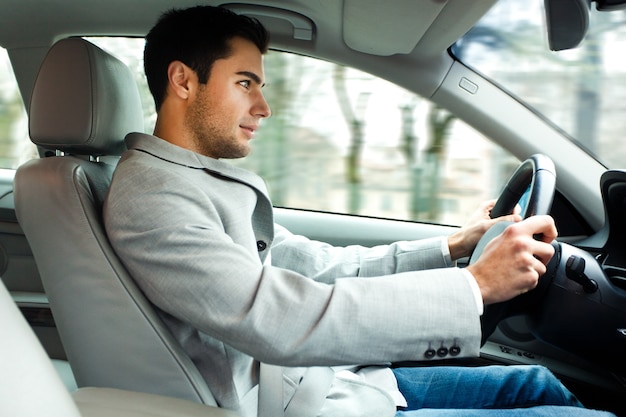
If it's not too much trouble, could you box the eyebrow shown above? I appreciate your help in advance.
[236,71,265,87]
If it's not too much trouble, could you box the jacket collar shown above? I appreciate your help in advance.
[124,132,269,197]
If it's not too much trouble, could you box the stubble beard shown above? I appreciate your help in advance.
[185,90,250,160]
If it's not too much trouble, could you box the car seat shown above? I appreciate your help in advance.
[13,37,218,405]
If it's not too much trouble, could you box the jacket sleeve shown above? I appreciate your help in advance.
[271,223,453,283]
[105,163,482,368]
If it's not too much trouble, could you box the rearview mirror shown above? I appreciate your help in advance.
[544,0,626,51]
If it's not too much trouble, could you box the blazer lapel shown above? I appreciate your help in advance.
[124,133,275,260]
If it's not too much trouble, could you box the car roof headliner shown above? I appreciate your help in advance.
[0,0,499,117]
[0,0,497,58]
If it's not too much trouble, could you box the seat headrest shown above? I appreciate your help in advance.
[29,37,144,156]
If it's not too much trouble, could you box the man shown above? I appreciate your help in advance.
[104,6,614,417]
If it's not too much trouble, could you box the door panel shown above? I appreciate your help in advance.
[274,207,457,248]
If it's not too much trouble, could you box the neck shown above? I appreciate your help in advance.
[153,104,192,151]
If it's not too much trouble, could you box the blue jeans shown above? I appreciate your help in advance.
[392,365,616,416]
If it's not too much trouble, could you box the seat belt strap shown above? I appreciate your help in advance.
[284,367,335,417]
[258,363,284,417]
[258,364,335,417]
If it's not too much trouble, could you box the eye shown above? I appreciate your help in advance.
[238,80,251,89]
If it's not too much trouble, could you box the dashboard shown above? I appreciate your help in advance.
[530,170,626,376]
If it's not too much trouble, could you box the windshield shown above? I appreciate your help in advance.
[455,0,626,169]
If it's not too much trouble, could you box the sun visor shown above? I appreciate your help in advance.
[342,0,498,57]
[343,0,444,56]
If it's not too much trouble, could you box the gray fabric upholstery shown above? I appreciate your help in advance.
[29,37,143,155]
[14,38,217,405]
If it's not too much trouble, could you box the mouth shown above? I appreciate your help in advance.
[240,124,257,139]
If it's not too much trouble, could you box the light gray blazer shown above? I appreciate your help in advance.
[104,133,482,417]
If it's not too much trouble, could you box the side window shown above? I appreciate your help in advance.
[0,47,34,169]
[239,51,519,226]
[91,38,518,227]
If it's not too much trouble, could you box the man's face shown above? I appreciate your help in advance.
[185,37,271,159]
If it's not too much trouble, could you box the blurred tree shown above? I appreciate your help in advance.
[0,89,26,167]
[333,65,370,213]
[398,98,423,219]
[399,98,419,165]
[424,105,456,221]
[255,51,291,206]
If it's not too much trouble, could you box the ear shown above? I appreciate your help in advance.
[166,61,197,101]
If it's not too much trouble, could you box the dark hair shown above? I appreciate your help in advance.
[144,6,269,111]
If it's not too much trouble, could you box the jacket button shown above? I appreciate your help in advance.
[256,240,267,251]
[424,348,436,359]
[437,347,449,357]
[450,346,461,356]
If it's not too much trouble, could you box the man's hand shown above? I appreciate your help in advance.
[466,215,558,305]
[447,199,521,261]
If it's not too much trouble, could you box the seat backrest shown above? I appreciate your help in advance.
[13,37,217,406]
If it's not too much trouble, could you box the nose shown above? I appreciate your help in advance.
[254,92,271,119]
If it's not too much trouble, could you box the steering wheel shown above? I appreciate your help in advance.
[469,154,557,343]
[470,154,556,264]
[489,153,556,220]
